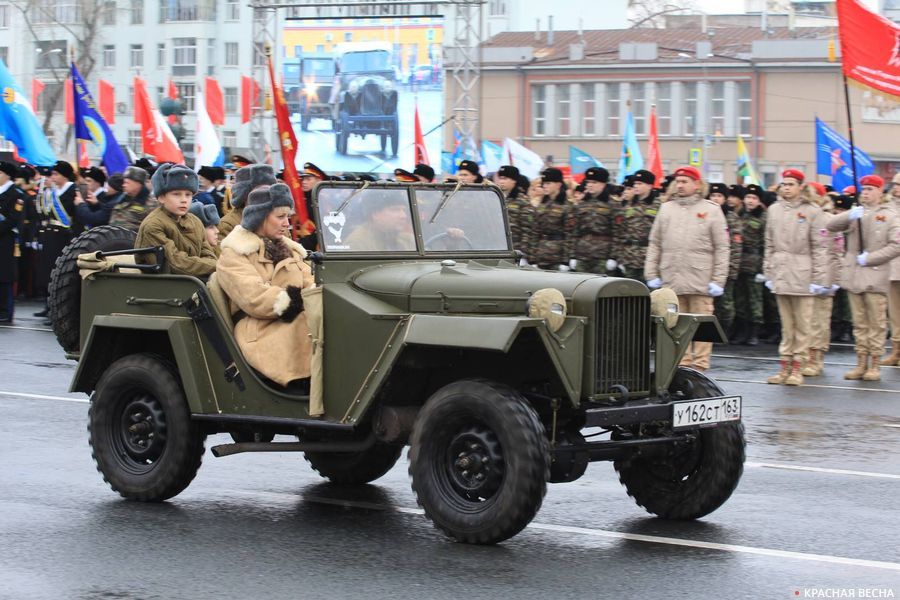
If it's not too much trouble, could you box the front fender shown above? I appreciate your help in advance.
[653,314,727,394]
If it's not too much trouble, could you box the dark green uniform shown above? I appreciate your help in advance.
[572,189,615,274]
[734,206,766,326]
[616,190,660,280]
[108,187,157,232]
[714,205,743,335]
[505,190,535,262]
[533,191,575,269]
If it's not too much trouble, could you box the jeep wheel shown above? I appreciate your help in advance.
[304,443,403,484]
[614,367,745,520]
[387,117,399,157]
[409,379,550,544]
[48,225,137,353]
[89,353,206,502]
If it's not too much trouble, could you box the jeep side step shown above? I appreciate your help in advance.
[211,432,376,458]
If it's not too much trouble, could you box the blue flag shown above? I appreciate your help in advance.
[617,110,643,183]
[0,59,56,165]
[569,145,603,175]
[815,117,873,191]
[71,63,129,174]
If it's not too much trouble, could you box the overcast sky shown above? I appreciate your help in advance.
[694,0,879,13]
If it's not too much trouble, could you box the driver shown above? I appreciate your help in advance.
[344,191,415,251]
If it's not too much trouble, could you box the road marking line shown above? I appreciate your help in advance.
[745,461,900,480]
[713,353,900,369]
[0,324,53,332]
[715,377,900,394]
[234,490,900,572]
[0,391,88,403]
[884,423,900,429]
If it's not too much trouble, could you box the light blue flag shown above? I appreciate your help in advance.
[617,110,643,183]
[0,59,56,165]
[71,63,129,174]
[569,145,603,175]
[481,139,504,173]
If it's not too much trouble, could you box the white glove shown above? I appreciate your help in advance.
[558,264,571,272]
[857,251,869,266]
[518,257,529,267]
[765,280,775,291]
[809,283,829,295]
[646,278,662,289]
[606,259,618,271]
[830,283,840,294]
[708,282,725,297]
[569,259,578,270]
[754,273,767,283]
[848,205,864,221]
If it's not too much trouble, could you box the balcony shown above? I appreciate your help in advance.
[158,0,216,23]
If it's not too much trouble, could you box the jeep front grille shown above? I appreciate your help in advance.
[595,296,650,395]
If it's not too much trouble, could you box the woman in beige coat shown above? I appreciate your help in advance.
[217,183,315,388]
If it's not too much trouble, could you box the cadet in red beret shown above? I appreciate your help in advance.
[885,173,900,367]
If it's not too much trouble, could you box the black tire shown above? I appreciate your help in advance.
[614,367,745,520]
[89,353,206,502]
[301,113,310,131]
[388,117,399,157]
[48,226,137,352]
[409,379,550,544]
[305,443,403,484]
[379,133,387,153]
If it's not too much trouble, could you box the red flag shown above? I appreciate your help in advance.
[267,53,311,237]
[134,77,184,163]
[64,79,74,125]
[837,0,900,97]
[240,76,256,124]
[31,79,45,113]
[205,77,225,126]
[78,141,90,168]
[167,80,178,125]
[413,102,429,166]
[98,79,115,124]
[646,105,664,188]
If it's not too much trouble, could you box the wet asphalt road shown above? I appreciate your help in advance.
[1,301,899,600]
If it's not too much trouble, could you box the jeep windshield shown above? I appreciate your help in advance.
[303,58,335,79]
[315,185,510,255]
[341,51,390,72]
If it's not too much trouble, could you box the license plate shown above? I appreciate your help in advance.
[672,396,741,430]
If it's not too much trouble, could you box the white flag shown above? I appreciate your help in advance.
[194,92,223,169]
[503,138,544,179]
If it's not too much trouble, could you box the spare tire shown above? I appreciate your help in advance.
[48,226,137,353]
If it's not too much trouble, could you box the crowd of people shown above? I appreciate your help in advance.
[1,152,899,388]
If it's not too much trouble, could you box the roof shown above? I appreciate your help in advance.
[480,26,837,67]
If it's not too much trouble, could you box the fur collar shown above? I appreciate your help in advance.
[220,225,308,258]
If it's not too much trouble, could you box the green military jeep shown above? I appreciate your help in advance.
[61,181,744,545]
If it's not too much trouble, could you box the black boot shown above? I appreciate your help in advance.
[745,323,759,346]
[730,320,749,345]
[838,321,853,344]
[830,321,842,343]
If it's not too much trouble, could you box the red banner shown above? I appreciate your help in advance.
[413,102,429,166]
[31,79,45,113]
[837,0,900,97]
[78,141,90,168]
[167,79,178,125]
[134,77,184,163]
[267,54,311,236]
[205,77,225,126]
[98,79,115,125]
[646,105,664,188]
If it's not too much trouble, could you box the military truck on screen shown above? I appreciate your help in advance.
[52,181,745,545]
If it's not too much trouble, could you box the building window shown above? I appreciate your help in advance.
[159,0,215,22]
[128,129,142,153]
[103,0,116,25]
[344,31,352,42]
[253,42,267,67]
[157,43,165,66]
[36,40,67,69]
[683,82,697,137]
[224,87,238,114]
[0,47,7,66]
[607,83,620,136]
[127,85,133,111]
[173,37,197,76]
[557,85,571,137]
[710,81,725,137]
[0,4,10,28]
[207,38,215,76]
[738,80,752,137]
[175,83,195,112]
[31,0,81,23]
[130,0,143,24]
[582,83,596,137]
[223,130,237,147]
[225,0,239,20]
[630,83,646,136]
[532,85,546,137]
[656,82,671,136]
[225,42,239,67]
[130,44,143,68]
[315,44,325,54]
[293,45,303,58]
[489,0,506,16]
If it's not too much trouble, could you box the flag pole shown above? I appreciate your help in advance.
[842,74,863,249]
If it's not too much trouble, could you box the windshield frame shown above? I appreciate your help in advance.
[312,182,514,259]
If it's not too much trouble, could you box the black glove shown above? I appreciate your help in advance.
[279,285,305,322]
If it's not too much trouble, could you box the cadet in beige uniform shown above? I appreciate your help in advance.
[883,173,900,366]
[645,166,730,371]
[763,169,830,386]
[827,174,900,381]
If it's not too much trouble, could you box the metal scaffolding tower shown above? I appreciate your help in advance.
[248,0,484,167]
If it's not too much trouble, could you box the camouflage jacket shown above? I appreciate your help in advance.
[533,192,576,267]
[723,206,743,281]
[572,191,614,265]
[615,191,660,272]
[505,190,535,261]
[108,188,158,232]
[738,206,766,274]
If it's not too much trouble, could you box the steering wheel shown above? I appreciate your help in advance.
[424,231,475,251]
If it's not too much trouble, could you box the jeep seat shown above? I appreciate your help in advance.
[206,272,233,326]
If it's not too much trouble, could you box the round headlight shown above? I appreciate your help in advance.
[527,288,567,332]
[650,287,679,329]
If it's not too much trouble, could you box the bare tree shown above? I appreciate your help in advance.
[628,0,698,28]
